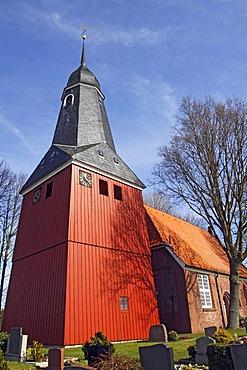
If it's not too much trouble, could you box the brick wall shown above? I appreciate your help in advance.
[152,246,247,333]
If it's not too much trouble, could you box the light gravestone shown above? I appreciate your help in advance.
[5,327,28,362]
[230,344,247,370]
[139,344,174,370]
[149,324,168,342]
[196,336,215,366]
[204,326,217,338]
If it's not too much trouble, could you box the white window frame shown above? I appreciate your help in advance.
[120,297,128,311]
[63,94,75,107]
[198,274,213,308]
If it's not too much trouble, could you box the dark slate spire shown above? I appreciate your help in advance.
[81,38,86,67]
[52,36,115,151]
[81,26,87,67]
[21,38,145,193]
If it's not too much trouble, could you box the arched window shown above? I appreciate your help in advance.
[63,94,74,107]
[223,292,230,326]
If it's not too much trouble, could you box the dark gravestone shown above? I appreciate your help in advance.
[149,324,168,342]
[196,336,215,366]
[204,326,217,338]
[230,344,247,370]
[245,321,247,334]
[48,348,64,370]
[8,327,22,355]
[139,344,174,370]
[5,327,28,362]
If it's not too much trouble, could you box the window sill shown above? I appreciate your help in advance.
[202,308,216,312]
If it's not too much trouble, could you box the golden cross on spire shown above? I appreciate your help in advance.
[82,26,87,40]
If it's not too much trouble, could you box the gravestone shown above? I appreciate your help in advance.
[230,344,247,370]
[204,326,217,338]
[47,348,94,369]
[245,321,247,334]
[48,348,64,370]
[5,327,28,362]
[139,343,174,370]
[149,324,168,342]
[196,336,215,366]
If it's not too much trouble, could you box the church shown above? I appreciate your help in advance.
[2,41,247,345]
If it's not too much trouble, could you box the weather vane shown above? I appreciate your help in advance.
[82,26,87,40]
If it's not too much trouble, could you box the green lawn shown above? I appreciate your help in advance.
[6,328,246,369]
[6,364,36,370]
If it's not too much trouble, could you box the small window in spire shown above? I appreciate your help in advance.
[98,150,104,157]
[63,94,74,107]
[49,151,56,160]
[40,159,45,167]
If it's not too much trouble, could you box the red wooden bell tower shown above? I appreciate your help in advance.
[2,41,159,345]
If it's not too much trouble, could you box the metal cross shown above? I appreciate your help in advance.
[82,26,87,40]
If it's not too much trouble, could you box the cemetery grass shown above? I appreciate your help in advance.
[6,328,246,369]
[64,328,245,362]
[6,364,36,369]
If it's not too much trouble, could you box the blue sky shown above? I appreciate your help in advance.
[1,0,247,191]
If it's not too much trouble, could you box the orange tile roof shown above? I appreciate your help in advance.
[145,205,247,278]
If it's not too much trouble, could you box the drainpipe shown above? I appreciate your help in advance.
[215,273,226,328]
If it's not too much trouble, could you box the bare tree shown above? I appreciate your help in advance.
[143,191,175,214]
[143,190,205,227]
[0,161,26,307]
[152,96,247,329]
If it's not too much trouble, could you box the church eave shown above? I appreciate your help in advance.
[21,158,72,196]
[21,156,145,196]
[71,158,146,190]
[62,82,105,100]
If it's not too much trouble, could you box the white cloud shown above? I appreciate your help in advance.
[42,12,171,47]
[44,12,78,38]
[127,74,178,124]
[112,75,178,182]
[92,26,171,47]
[0,113,37,155]
[0,2,171,47]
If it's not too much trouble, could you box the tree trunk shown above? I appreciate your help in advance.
[0,239,9,308]
[228,259,240,329]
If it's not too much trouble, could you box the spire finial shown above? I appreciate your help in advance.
[81,26,87,66]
